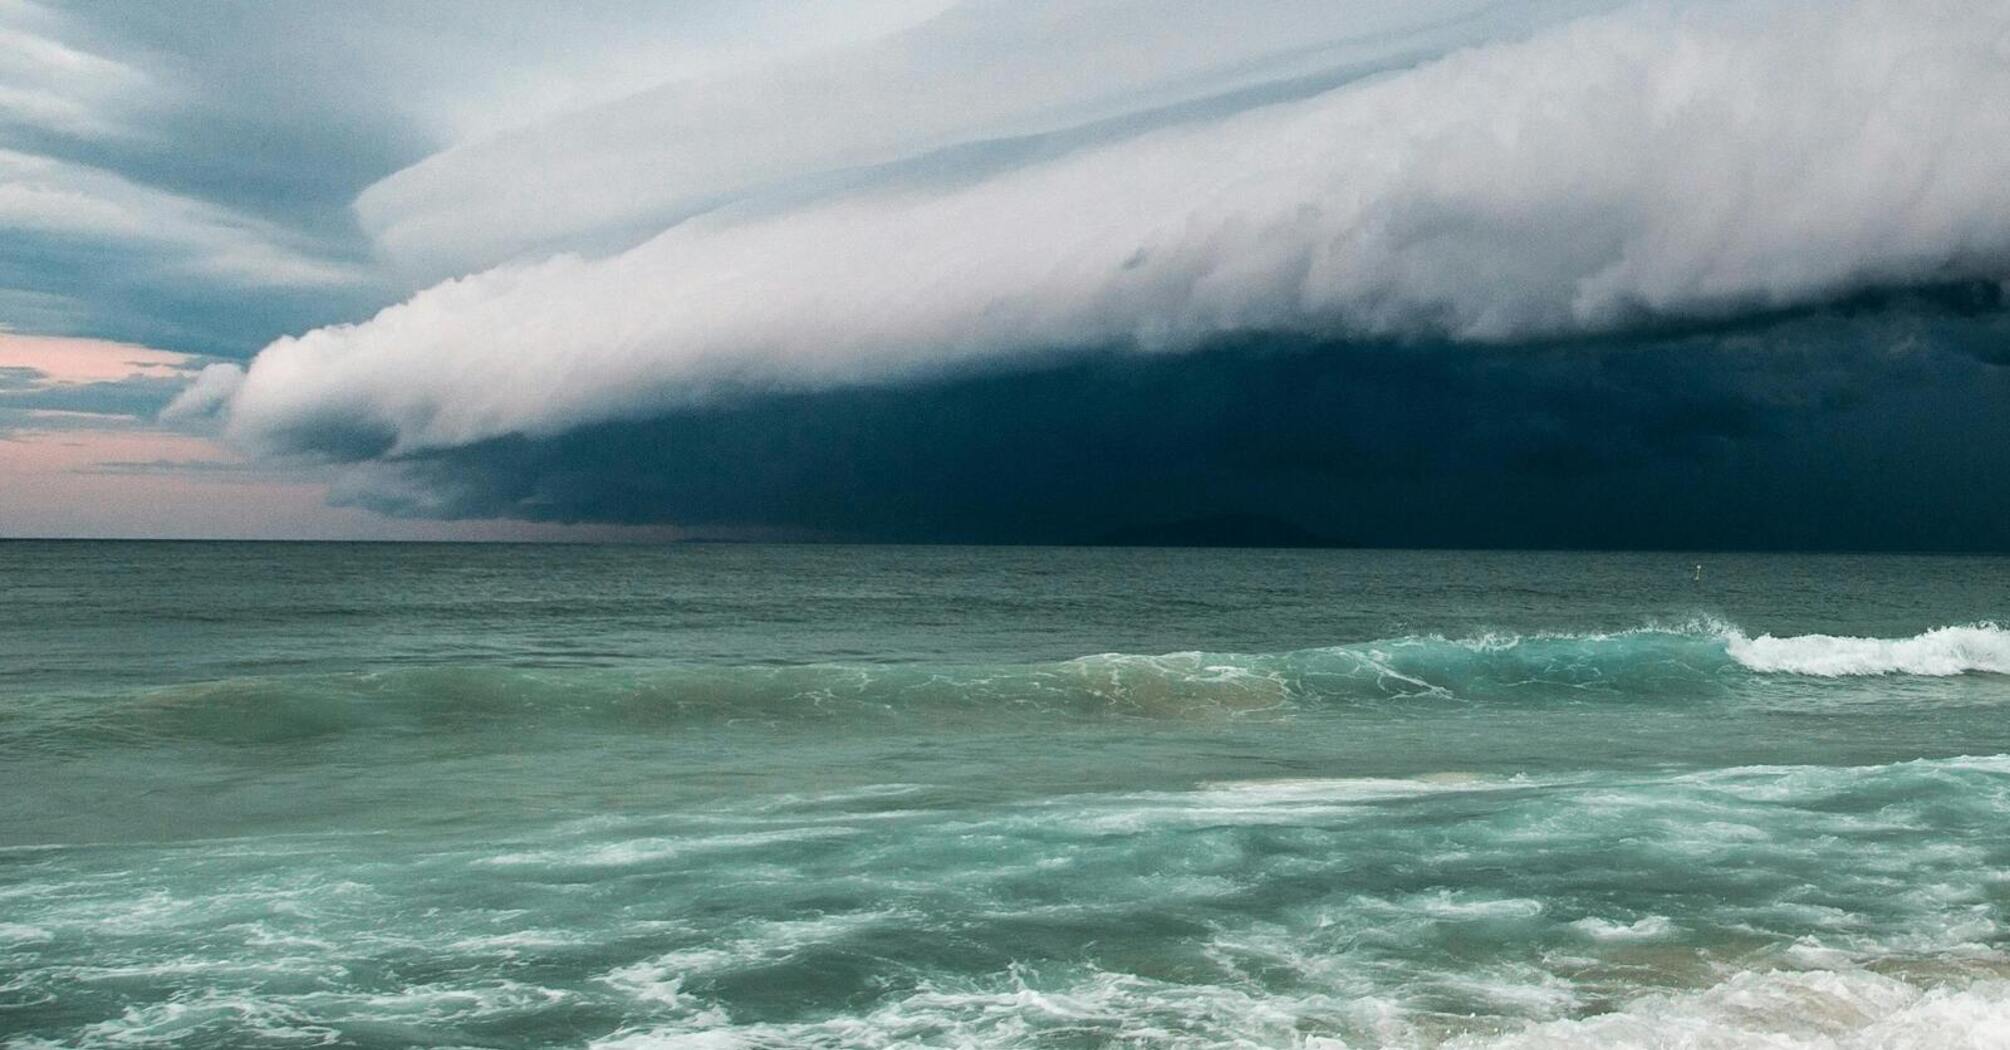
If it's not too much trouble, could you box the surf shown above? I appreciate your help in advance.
[9,623,2008,755]
[1722,623,2010,677]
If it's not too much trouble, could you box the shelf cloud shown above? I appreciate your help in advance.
[82,0,2002,547]
[212,0,2010,469]
[352,0,1617,283]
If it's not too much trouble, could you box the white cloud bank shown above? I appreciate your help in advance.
[355,0,1618,283]
[222,0,2010,458]
[160,361,242,422]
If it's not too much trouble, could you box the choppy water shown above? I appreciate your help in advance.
[4,542,2010,1048]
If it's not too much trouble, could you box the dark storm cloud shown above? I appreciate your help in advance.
[320,294,2010,551]
[13,0,2006,548]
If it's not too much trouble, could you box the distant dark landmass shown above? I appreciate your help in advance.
[1088,513,1351,548]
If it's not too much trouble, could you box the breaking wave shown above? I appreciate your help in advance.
[1723,624,2010,677]
[7,623,2005,750]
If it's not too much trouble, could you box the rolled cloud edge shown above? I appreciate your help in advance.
[210,0,2010,465]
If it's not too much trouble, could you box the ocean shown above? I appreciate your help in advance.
[3,541,2009,1048]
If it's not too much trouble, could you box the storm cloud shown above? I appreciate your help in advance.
[73,1,2010,547]
[353,0,1621,283]
[214,1,2010,457]
[304,291,2010,549]
[2,0,950,353]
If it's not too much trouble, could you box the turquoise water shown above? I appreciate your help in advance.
[4,542,2010,1048]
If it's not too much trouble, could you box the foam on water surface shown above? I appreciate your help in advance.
[9,753,2010,1046]
[1724,624,2010,677]
[10,622,2006,761]
[7,546,2010,1047]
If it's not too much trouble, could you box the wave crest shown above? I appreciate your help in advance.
[1724,623,2010,677]
[9,623,2006,753]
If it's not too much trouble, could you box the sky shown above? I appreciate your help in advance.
[2,0,2007,547]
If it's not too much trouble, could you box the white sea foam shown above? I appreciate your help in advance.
[1445,969,2010,1050]
[445,928,584,955]
[481,825,858,868]
[318,979,572,1023]
[599,911,905,1018]
[1571,915,1676,941]
[1190,773,1546,801]
[1724,624,2010,677]
[0,922,53,944]
[18,994,341,1050]
[1060,774,1556,833]
[586,961,2010,1050]
[747,783,929,811]
[587,962,1373,1050]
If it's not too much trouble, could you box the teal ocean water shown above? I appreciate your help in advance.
[4,542,2010,1048]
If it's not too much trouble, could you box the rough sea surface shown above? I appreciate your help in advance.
[4,542,2010,1048]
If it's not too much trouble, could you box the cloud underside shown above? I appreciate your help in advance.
[328,297,2010,550]
[204,0,2010,546]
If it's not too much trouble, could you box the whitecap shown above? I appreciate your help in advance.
[1570,915,1676,941]
[481,825,859,869]
[1444,969,2010,1050]
[1725,624,2010,677]
[0,923,54,944]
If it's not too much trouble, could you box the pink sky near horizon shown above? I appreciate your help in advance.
[0,332,686,541]
[0,332,201,382]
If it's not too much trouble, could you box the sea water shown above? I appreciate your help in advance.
[3,542,2009,1048]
